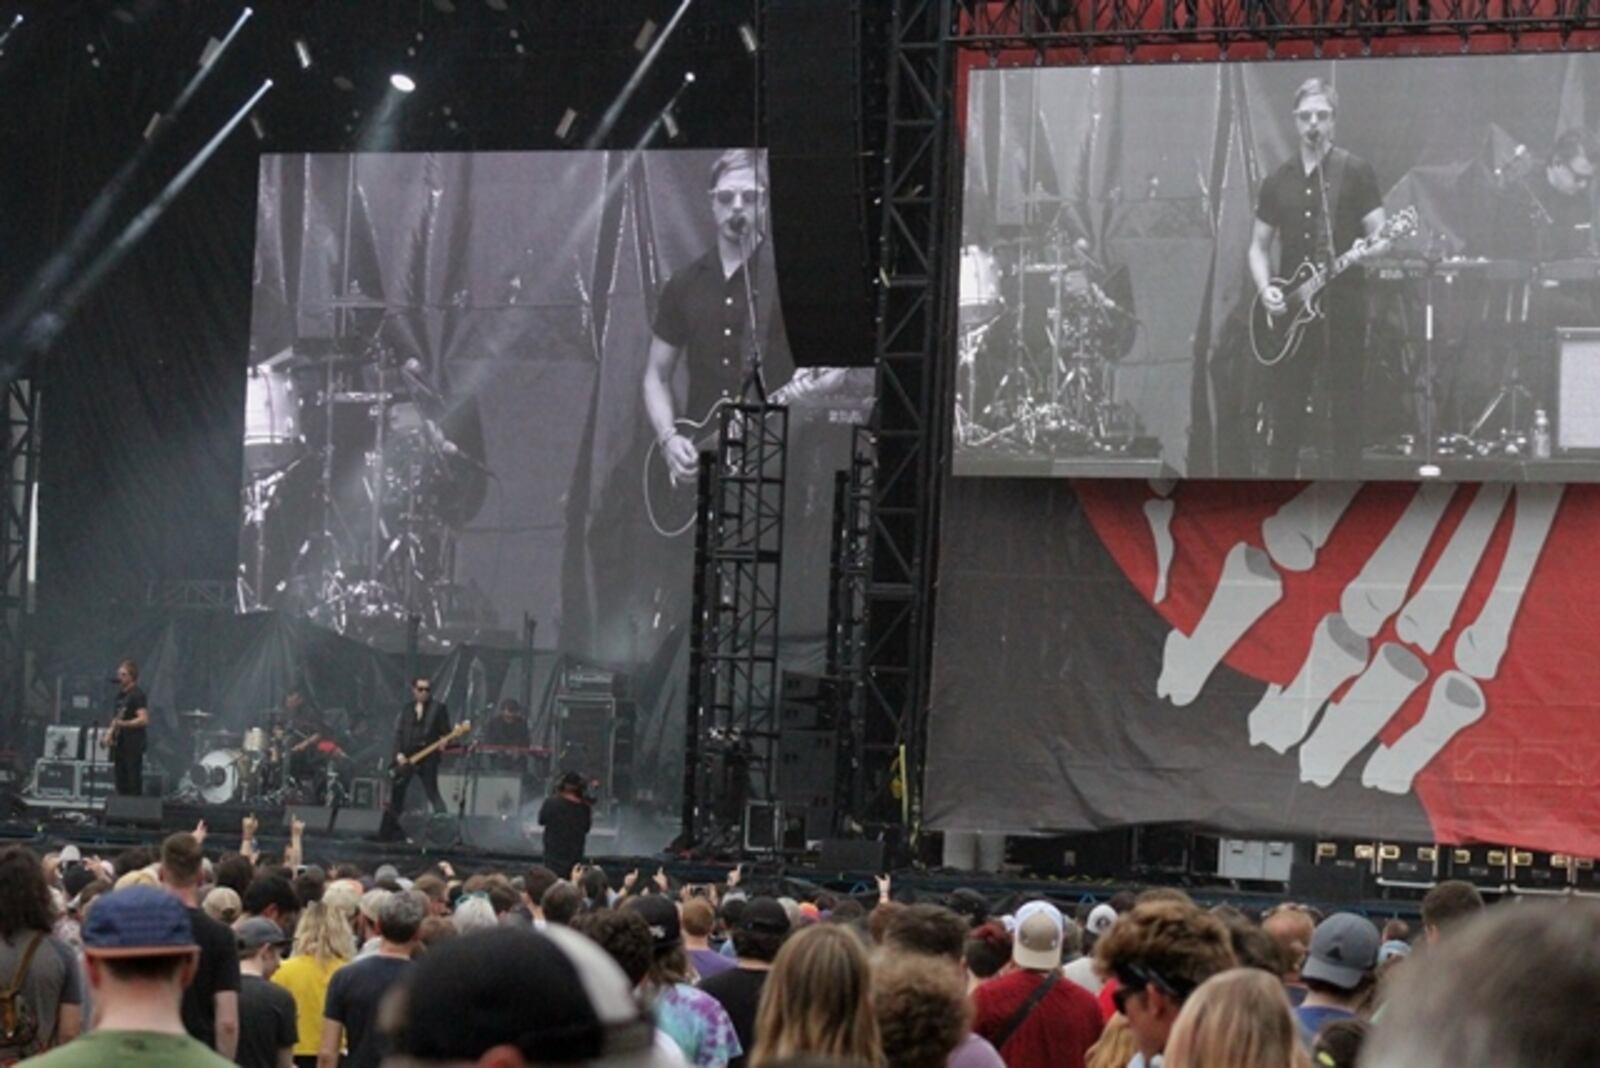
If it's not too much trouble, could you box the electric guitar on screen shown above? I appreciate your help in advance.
[643,367,842,538]
[1250,206,1417,367]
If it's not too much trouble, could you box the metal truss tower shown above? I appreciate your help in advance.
[681,403,789,852]
[1,377,39,746]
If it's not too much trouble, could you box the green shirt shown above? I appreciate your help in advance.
[20,1029,234,1068]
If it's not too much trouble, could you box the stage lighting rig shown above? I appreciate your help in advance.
[390,72,416,93]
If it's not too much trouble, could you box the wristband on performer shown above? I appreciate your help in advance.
[657,428,682,448]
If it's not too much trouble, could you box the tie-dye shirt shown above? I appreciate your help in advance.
[654,982,743,1067]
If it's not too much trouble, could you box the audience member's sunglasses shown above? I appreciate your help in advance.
[711,189,765,207]
[1111,961,1189,1015]
[415,684,431,692]
[1294,108,1333,122]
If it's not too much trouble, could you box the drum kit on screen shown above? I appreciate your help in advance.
[176,709,351,806]
[239,298,487,643]
[954,228,1146,455]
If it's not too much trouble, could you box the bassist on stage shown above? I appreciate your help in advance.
[390,677,451,818]
[109,658,149,796]
[1248,77,1388,478]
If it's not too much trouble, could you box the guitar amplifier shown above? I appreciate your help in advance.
[78,762,116,798]
[33,760,78,800]
[43,726,82,762]
[1557,328,1600,453]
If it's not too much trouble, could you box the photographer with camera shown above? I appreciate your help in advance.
[538,772,593,878]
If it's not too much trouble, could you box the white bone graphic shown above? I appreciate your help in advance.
[1262,482,1361,573]
[1298,642,1428,787]
[1454,483,1565,681]
[1145,497,1176,604]
[1340,483,1456,639]
[1361,672,1486,794]
[1395,482,1512,654]
[1247,612,1369,754]
[1158,543,1282,707]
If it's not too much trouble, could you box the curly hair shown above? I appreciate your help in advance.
[572,908,654,987]
[0,847,56,937]
[1093,900,1237,998]
[752,925,884,1068]
[872,952,969,1068]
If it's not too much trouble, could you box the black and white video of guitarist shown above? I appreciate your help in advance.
[642,148,796,484]
[390,677,451,816]
[1248,78,1388,478]
[110,658,149,796]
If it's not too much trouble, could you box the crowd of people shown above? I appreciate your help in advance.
[1,824,1597,1068]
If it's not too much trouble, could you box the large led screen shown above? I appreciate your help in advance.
[956,54,1600,482]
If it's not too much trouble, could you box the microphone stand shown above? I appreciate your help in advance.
[1315,136,1339,477]
[735,223,769,404]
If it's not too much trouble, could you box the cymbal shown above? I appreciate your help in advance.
[279,352,375,372]
[318,295,401,309]
[180,709,213,720]
[330,391,395,404]
[1023,263,1089,275]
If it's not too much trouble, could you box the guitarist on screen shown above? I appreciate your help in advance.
[388,677,452,820]
[642,148,795,486]
[1248,78,1388,478]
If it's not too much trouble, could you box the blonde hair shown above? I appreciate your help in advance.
[202,886,242,925]
[292,900,356,964]
[1163,968,1311,1068]
[751,924,884,1068]
[1086,1014,1139,1068]
[114,869,159,891]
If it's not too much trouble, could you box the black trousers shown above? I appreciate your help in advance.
[113,746,143,796]
[390,758,445,815]
[1264,292,1366,478]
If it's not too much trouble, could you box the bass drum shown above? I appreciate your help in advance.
[186,749,242,805]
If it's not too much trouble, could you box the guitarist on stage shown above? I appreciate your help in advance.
[389,677,451,818]
[108,658,149,796]
[1248,77,1388,478]
[642,148,793,485]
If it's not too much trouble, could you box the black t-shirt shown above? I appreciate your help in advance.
[324,954,411,1068]
[236,973,296,1068]
[483,714,530,747]
[537,794,592,874]
[697,966,768,1068]
[652,244,794,423]
[1498,170,1595,260]
[1256,148,1382,299]
[393,701,451,762]
[181,907,242,1050]
[114,685,148,757]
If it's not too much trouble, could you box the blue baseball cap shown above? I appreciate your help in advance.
[83,886,198,958]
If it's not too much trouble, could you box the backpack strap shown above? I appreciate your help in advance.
[991,970,1060,1053]
[1,935,44,999]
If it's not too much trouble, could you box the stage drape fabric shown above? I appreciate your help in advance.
[926,477,1600,856]
[960,55,1599,475]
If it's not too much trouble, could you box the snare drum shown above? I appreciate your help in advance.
[244,364,301,474]
[959,245,1004,328]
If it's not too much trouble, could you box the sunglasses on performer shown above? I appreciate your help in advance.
[1294,108,1334,122]
[711,189,767,207]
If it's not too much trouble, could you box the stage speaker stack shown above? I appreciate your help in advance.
[1509,849,1571,894]
[764,0,887,367]
[776,673,842,842]
[554,695,617,808]
[1375,842,1439,889]
[1445,845,1510,892]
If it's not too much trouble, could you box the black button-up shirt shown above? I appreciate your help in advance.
[1257,148,1381,300]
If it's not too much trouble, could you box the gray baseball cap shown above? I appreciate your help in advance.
[1301,912,1380,989]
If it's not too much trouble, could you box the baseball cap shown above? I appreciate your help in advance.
[82,886,198,958]
[374,864,401,884]
[1086,904,1118,938]
[623,895,681,955]
[388,926,680,1066]
[1301,912,1380,989]
[58,845,82,865]
[236,916,290,950]
[738,896,792,935]
[1377,938,1412,964]
[1012,900,1065,971]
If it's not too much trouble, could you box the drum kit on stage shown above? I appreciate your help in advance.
[176,709,349,806]
[955,226,1144,455]
[238,298,484,643]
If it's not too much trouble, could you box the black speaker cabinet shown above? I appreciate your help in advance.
[105,795,164,829]
[819,837,886,873]
[1289,860,1371,905]
[284,805,385,837]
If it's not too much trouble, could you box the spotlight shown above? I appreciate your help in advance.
[662,110,680,141]
[634,20,657,52]
[293,37,312,69]
[554,107,578,141]
[250,114,267,141]
[332,74,354,91]
[390,72,416,93]
[738,23,759,53]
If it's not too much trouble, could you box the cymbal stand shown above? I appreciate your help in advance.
[1466,275,1534,450]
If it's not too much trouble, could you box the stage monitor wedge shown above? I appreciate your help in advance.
[763,0,885,368]
[105,795,164,829]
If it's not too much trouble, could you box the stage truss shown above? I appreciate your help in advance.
[1,377,39,748]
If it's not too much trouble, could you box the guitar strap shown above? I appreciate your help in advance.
[1319,147,1350,267]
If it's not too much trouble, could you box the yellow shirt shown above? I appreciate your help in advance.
[272,953,347,1056]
